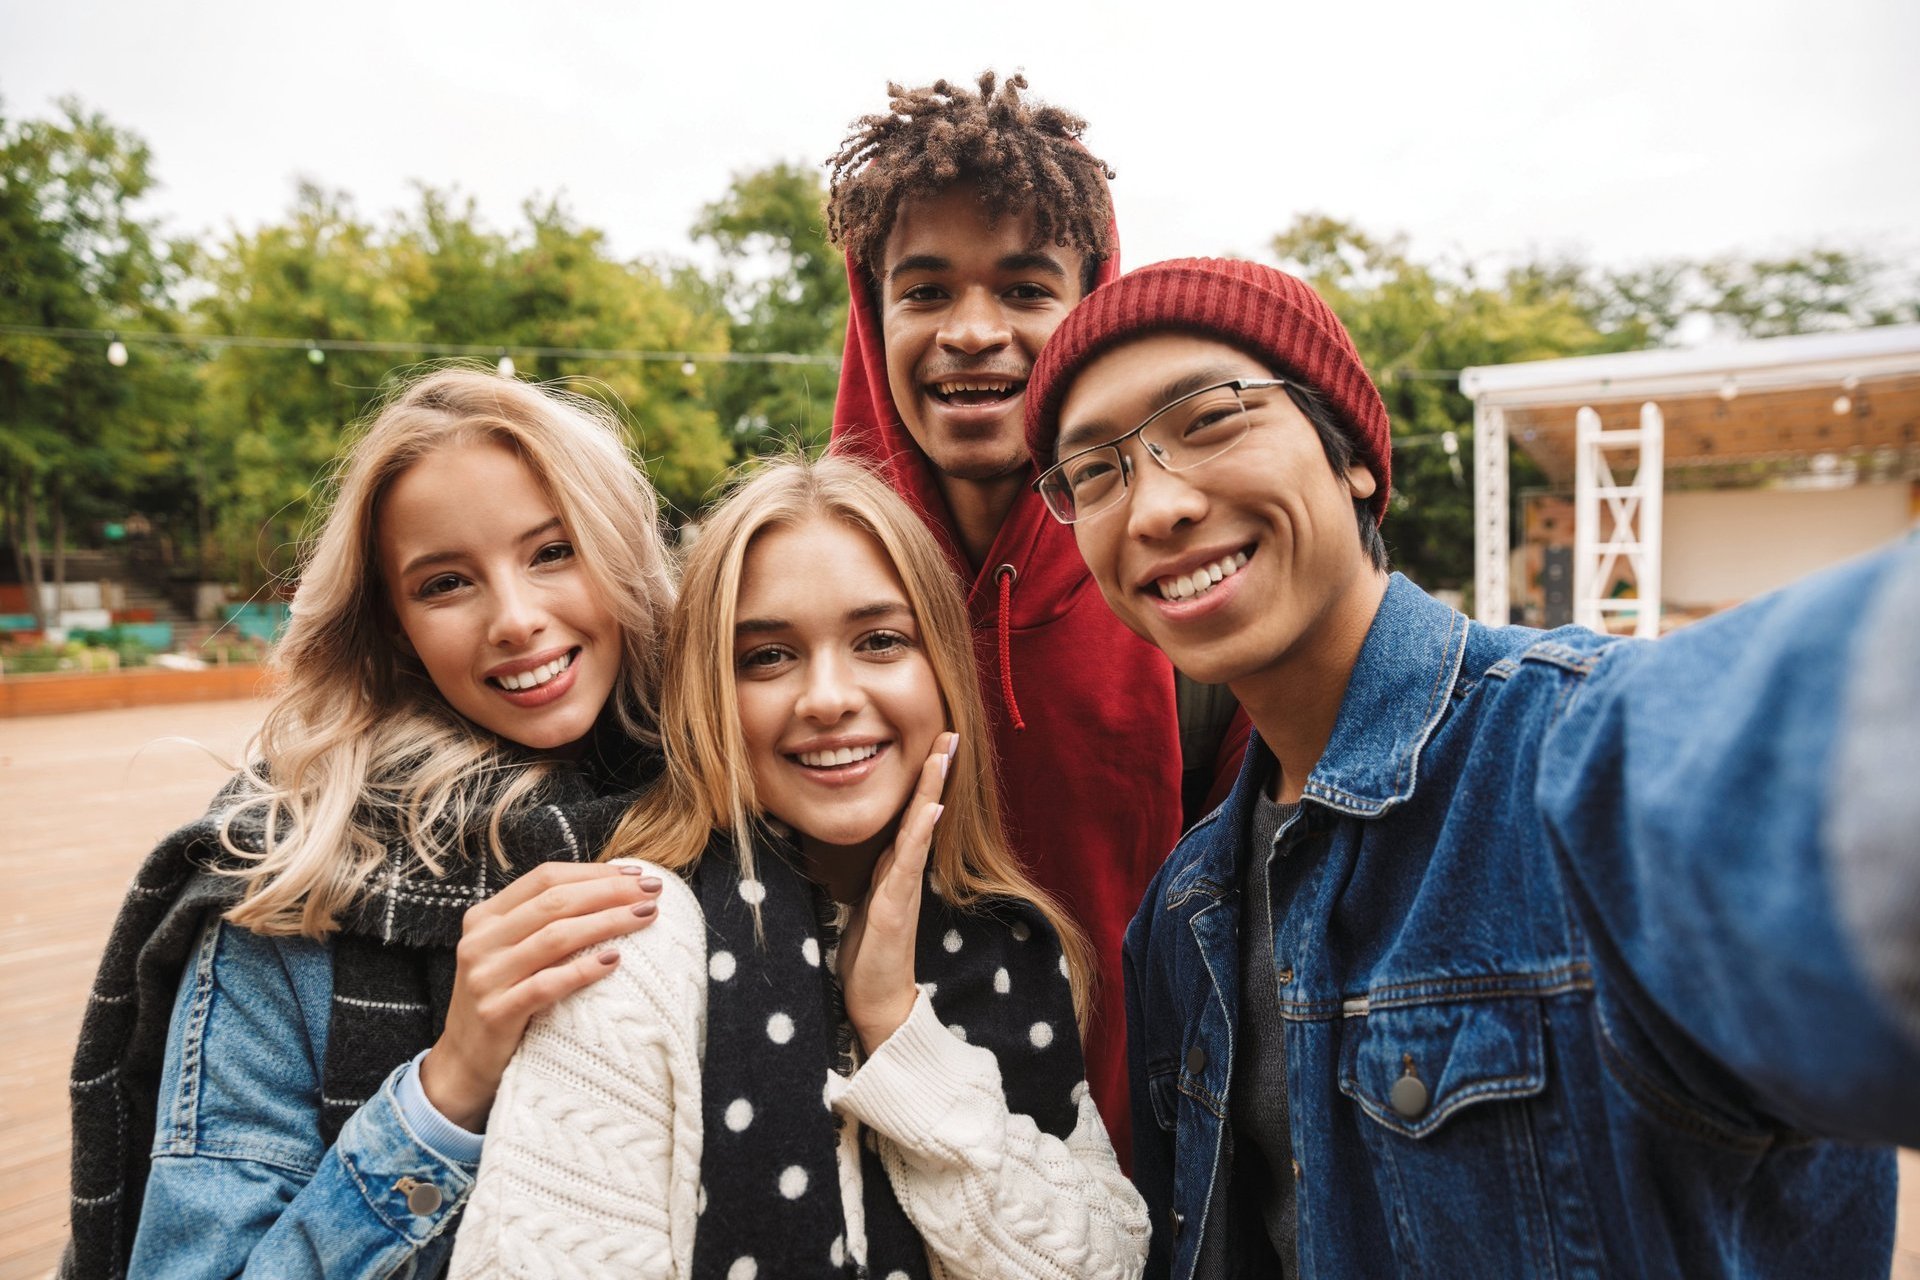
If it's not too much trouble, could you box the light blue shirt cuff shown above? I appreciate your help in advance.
[394,1049,486,1167]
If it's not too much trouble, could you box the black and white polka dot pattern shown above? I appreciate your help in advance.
[689,831,1083,1280]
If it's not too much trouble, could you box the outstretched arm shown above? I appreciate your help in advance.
[1540,539,1920,1143]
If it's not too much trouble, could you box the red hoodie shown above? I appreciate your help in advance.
[831,242,1203,1169]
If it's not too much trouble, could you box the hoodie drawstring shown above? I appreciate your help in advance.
[994,564,1026,732]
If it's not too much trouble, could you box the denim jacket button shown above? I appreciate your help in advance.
[1168,1207,1186,1239]
[1390,1072,1430,1119]
[1185,1045,1207,1076]
[402,1180,443,1215]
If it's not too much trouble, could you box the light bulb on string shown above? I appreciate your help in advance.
[307,344,326,365]
[1833,394,1852,416]
[106,337,129,367]
[497,353,516,378]
[1717,377,1738,403]
[681,359,698,377]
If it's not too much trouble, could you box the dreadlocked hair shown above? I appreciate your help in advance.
[826,71,1116,289]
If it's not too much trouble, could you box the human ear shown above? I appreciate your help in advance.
[1344,463,1378,502]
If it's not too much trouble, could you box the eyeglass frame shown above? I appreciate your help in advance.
[1032,377,1291,525]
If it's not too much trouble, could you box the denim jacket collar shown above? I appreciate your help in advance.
[1164,574,1467,907]
[1305,572,1469,818]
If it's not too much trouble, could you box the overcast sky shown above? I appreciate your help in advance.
[4,0,1916,279]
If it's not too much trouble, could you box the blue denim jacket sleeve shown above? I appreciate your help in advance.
[1538,540,1920,1145]
[128,917,480,1278]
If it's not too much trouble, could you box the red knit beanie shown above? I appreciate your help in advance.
[1025,257,1392,524]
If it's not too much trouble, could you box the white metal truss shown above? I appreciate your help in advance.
[1573,402,1665,638]
[1472,403,1509,624]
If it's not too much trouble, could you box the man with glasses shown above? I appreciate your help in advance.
[825,75,1248,1167]
[1023,256,1920,1278]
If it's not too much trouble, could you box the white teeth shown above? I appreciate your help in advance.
[1156,551,1250,602]
[496,652,573,691]
[938,381,1015,396]
[797,743,882,768]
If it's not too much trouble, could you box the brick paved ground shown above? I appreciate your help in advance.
[1,699,1915,1278]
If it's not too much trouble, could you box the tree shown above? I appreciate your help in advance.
[191,186,737,586]
[691,162,848,455]
[0,98,196,628]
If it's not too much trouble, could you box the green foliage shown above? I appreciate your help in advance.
[192,186,734,583]
[691,161,848,454]
[0,99,198,620]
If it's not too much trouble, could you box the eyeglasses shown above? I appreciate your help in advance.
[1033,378,1289,525]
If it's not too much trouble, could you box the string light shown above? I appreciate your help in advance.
[306,343,325,365]
[681,360,698,377]
[1,322,838,370]
[496,352,516,378]
[1718,377,1739,402]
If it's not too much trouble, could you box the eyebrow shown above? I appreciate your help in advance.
[1055,365,1248,457]
[398,517,564,578]
[734,600,914,638]
[886,250,1071,285]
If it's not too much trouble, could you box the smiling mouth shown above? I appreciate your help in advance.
[929,378,1025,408]
[792,742,884,769]
[488,649,578,692]
[1155,550,1251,602]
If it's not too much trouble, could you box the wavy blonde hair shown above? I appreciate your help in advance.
[604,455,1095,1032]
[222,368,675,938]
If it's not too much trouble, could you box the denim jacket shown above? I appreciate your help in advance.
[128,918,483,1278]
[1125,549,1920,1279]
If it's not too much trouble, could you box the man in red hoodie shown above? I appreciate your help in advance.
[825,72,1246,1166]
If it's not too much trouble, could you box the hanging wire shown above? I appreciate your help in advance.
[0,322,840,369]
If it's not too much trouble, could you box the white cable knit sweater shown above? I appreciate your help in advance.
[448,865,1148,1279]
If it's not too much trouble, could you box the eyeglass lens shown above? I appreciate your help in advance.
[1044,384,1253,522]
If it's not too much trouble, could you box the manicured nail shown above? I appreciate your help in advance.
[597,950,619,965]
[931,804,945,825]
[939,754,951,781]
[632,901,658,918]
[616,863,647,875]
[638,876,662,893]
[947,733,961,757]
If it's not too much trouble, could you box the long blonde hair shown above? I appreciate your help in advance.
[222,368,675,938]
[604,455,1095,1031]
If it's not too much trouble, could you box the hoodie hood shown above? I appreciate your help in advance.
[829,223,1122,627]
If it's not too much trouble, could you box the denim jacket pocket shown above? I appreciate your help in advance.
[1338,996,1569,1277]
[1340,995,1547,1137]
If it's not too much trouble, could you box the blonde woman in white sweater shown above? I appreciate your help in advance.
[451,457,1148,1280]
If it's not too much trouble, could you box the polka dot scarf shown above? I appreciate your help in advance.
[690,831,1083,1279]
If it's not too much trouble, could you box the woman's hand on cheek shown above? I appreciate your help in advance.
[419,861,664,1131]
[841,731,958,1056]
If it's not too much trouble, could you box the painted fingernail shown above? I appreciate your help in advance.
[638,876,662,892]
[632,901,658,918]
[947,732,961,756]
[598,950,619,965]
[931,804,946,825]
[939,754,951,780]
[616,863,648,875]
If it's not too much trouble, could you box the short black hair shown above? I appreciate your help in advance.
[1282,381,1390,572]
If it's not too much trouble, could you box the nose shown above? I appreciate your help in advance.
[1124,447,1209,542]
[487,577,548,649]
[794,652,863,724]
[938,286,1011,355]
